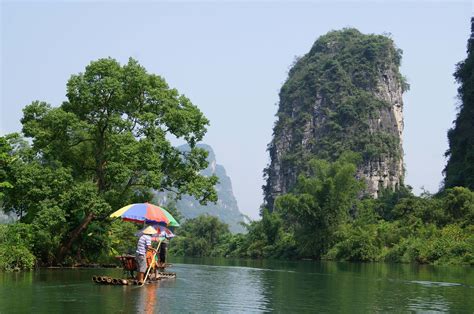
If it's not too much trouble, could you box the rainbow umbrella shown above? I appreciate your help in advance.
[110,203,180,227]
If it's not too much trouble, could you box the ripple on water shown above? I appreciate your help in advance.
[409,280,463,287]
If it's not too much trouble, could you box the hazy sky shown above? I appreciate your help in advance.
[1,1,472,219]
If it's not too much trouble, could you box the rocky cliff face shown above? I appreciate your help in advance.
[264,29,407,210]
[169,144,246,233]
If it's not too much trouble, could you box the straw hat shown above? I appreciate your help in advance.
[142,226,157,235]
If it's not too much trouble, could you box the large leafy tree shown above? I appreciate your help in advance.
[444,30,474,189]
[3,58,218,263]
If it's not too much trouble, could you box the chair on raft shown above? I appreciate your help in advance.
[116,255,137,279]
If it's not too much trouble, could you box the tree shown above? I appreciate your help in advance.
[274,153,363,257]
[0,136,14,202]
[440,187,474,226]
[170,215,231,257]
[444,28,474,190]
[4,58,218,264]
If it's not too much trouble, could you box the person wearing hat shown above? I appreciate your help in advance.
[135,226,157,284]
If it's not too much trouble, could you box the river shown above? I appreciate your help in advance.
[1,258,473,313]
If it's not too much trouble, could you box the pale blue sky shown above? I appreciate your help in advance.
[1,1,472,219]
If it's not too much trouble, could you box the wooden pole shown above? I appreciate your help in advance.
[140,238,163,287]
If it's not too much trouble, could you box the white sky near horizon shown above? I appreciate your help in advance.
[1,1,472,220]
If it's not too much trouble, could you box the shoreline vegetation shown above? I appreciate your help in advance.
[1,26,474,271]
[167,164,473,266]
[1,188,472,271]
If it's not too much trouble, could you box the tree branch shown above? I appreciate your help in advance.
[68,138,95,148]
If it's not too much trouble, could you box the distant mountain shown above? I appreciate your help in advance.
[159,144,246,233]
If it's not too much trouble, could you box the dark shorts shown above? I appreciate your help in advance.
[136,254,147,273]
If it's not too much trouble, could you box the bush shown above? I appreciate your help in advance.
[381,224,474,265]
[0,244,36,271]
[421,224,474,265]
[0,223,36,271]
[326,223,381,262]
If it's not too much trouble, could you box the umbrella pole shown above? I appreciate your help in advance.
[140,238,163,287]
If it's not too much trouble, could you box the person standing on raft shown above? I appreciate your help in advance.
[158,228,169,267]
[135,226,157,284]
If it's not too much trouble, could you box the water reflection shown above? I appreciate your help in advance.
[127,263,269,313]
[135,283,158,314]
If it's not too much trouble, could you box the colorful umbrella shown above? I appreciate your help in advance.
[110,203,180,227]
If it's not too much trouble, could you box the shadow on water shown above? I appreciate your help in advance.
[0,259,473,313]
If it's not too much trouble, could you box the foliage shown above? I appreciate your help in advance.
[274,153,363,258]
[169,215,232,257]
[162,182,473,266]
[383,224,474,265]
[165,178,473,266]
[324,187,474,265]
[440,187,474,225]
[103,220,139,260]
[326,223,381,262]
[1,57,218,267]
[0,136,14,202]
[0,223,36,271]
[232,209,297,259]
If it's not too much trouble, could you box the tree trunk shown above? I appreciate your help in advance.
[57,212,95,264]
[57,125,108,264]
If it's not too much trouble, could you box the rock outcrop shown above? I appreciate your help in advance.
[163,144,246,233]
[264,29,407,210]
[444,17,474,190]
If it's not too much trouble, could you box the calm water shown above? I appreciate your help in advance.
[0,258,473,313]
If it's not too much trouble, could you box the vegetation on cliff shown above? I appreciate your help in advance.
[265,29,407,209]
[444,31,474,190]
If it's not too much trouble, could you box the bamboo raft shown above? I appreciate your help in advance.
[92,254,176,286]
[92,272,176,286]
